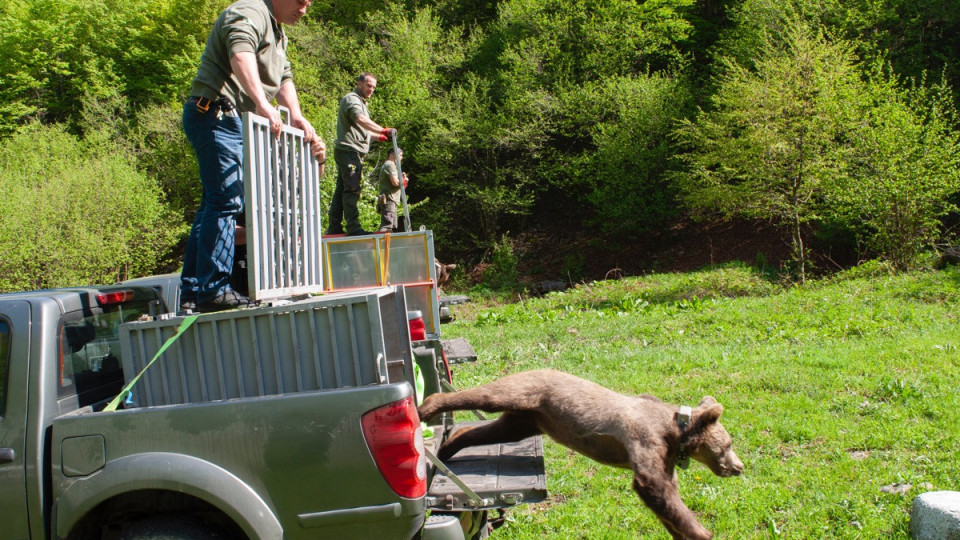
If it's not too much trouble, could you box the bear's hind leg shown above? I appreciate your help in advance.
[437,412,541,460]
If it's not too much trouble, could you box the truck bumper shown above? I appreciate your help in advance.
[422,514,466,540]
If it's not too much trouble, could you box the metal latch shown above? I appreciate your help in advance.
[499,493,523,505]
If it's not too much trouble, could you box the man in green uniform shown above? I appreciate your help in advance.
[180,0,325,312]
[327,72,394,236]
[377,147,409,233]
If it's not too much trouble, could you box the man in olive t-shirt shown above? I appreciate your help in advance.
[180,0,325,313]
[327,72,395,236]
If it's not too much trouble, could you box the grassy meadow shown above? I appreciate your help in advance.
[440,263,960,539]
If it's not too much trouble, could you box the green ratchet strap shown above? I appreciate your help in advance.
[103,315,199,412]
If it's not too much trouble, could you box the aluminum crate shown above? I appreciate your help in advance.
[322,230,441,338]
[119,288,413,407]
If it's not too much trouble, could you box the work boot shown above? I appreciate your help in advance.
[347,229,372,236]
[197,288,251,313]
[179,297,197,312]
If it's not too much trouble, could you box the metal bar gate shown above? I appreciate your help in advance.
[242,109,325,301]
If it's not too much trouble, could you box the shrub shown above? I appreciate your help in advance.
[0,123,184,292]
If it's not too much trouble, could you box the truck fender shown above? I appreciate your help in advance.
[54,452,282,540]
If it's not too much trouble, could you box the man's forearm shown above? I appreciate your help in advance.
[356,114,385,134]
[229,52,273,112]
[276,80,304,119]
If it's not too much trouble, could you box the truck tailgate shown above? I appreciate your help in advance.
[427,421,547,511]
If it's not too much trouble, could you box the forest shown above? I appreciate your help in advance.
[1,0,959,291]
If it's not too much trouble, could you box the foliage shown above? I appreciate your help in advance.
[674,19,860,281]
[444,267,960,539]
[482,235,520,290]
[3,0,960,282]
[0,124,183,291]
[563,74,694,234]
[0,0,218,135]
[124,103,202,221]
[829,67,960,269]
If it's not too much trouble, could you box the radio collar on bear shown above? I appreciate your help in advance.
[676,405,692,469]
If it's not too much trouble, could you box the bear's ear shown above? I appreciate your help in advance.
[697,402,724,424]
[697,395,718,407]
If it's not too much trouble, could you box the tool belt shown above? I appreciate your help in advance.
[187,96,238,117]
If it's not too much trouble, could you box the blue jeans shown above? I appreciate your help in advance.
[180,102,244,303]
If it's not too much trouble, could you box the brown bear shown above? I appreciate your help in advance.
[418,369,743,540]
[434,259,457,289]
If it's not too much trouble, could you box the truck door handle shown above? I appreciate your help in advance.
[0,448,15,463]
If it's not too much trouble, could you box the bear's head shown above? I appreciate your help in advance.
[435,260,457,289]
[684,396,744,477]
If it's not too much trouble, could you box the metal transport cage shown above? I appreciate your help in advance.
[323,230,442,338]
[242,109,325,301]
[119,288,414,407]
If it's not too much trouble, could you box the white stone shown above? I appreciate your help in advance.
[911,491,960,540]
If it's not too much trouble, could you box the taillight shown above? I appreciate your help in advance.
[96,290,135,305]
[361,397,427,499]
[408,310,426,341]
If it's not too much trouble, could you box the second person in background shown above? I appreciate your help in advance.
[377,147,409,233]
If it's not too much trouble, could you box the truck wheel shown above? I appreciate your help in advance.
[118,516,223,540]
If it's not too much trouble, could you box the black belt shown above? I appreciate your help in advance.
[187,96,237,116]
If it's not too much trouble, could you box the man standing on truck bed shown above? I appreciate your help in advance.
[326,72,395,236]
[181,0,325,313]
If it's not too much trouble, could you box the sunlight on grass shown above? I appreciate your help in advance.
[442,266,960,539]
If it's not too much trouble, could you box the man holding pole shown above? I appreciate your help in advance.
[327,72,395,236]
[180,0,325,313]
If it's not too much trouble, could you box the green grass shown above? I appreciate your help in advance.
[441,264,960,539]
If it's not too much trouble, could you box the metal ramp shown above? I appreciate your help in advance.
[241,110,324,301]
[427,421,547,511]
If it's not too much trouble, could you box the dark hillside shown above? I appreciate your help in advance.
[452,215,867,288]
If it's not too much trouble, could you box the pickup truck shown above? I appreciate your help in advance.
[1,110,544,539]
[0,280,545,540]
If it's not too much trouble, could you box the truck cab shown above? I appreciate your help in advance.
[0,287,164,538]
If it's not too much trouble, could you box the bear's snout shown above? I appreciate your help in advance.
[719,450,744,477]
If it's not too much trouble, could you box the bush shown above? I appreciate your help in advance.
[483,235,520,290]
[0,123,184,292]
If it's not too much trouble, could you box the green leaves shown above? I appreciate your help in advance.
[831,67,960,269]
[0,124,184,292]
[675,19,861,280]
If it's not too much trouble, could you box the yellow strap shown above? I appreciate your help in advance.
[379,233,392,285]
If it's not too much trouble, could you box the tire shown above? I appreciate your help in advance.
[118,515,223,540]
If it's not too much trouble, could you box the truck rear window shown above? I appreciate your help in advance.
[58,299,154,410]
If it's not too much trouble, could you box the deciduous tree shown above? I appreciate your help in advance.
[674,19,858,281]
